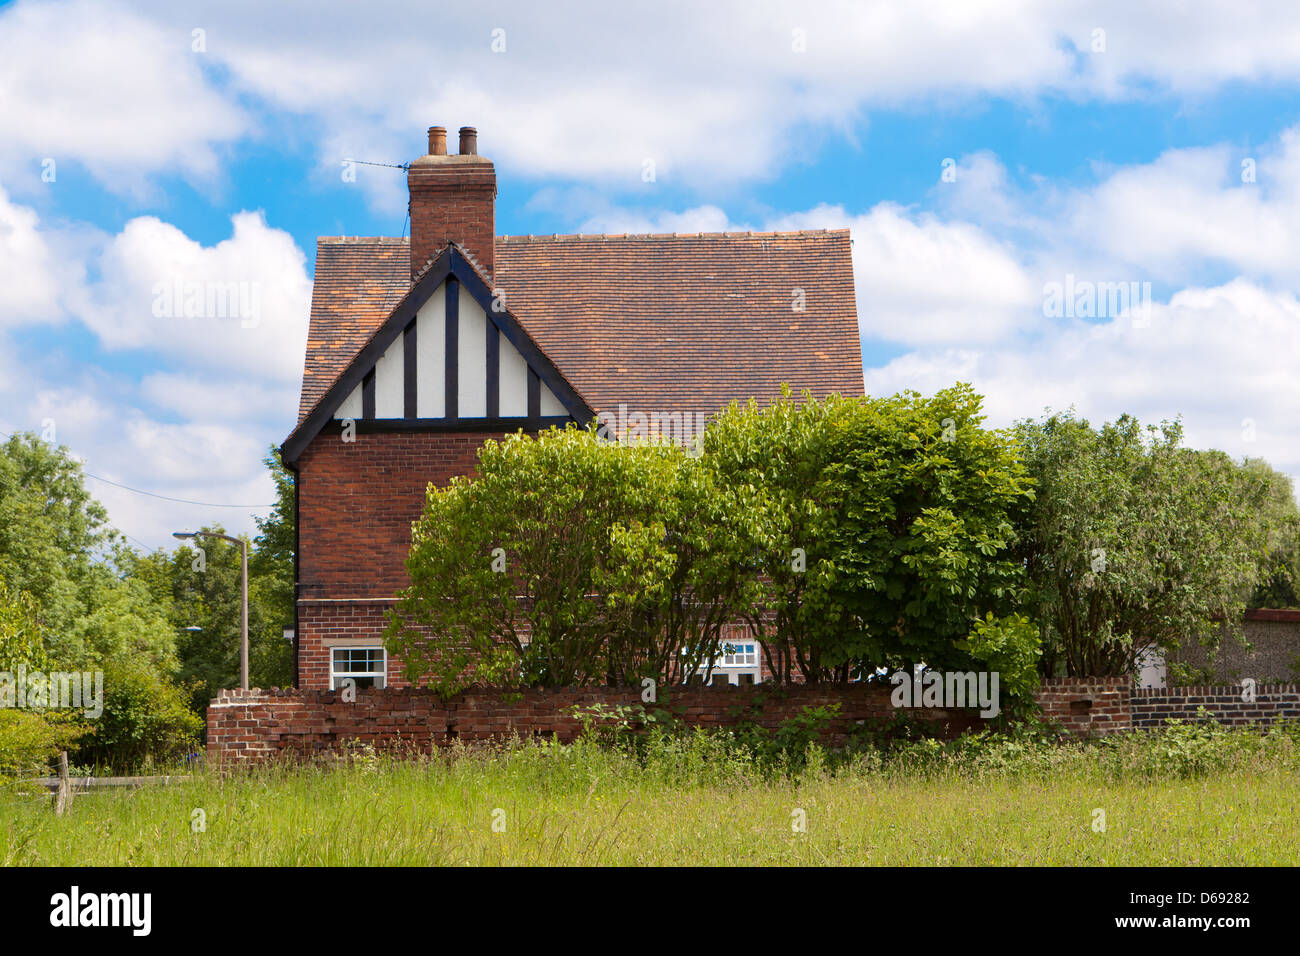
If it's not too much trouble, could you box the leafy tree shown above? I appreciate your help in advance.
[1241,458,1300,608]
[707,384,1035,685]
[1014,412,1273,677]
[0,578,50,672]
[131,531,251,711]
[0,434,288,766]
[601,448,768,686]
[75,657,203,772]
[705,387,853,682]
[826,385,1035,679]
[0,579,87,774]
[0,434,177,670]
[386,426,762,694]
[249,447,295,689]
[126,449,296,708]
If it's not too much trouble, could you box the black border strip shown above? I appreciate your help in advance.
[403,319,417,419]
[361,369,375,419]
[445,277,459,421]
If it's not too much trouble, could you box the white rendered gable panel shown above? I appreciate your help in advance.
[457,283,487,418]
[374,338,404,418]
[540,381,566,416]
[499,330,529,417]
[334,383,362,420]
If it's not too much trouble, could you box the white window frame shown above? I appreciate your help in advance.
[720,639,759,669]
[693,638,762,684]
[330,645,387,690]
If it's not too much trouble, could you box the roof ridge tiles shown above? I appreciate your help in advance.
[493,228,849,243]
[320,229,850,247]
[318,235,410,244]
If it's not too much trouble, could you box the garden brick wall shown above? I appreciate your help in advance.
[1035,677,1300,735]
[206,683,986,765]
[1130,684,1300,729]
[1035,677,1131,736]
[208,678,1300,763]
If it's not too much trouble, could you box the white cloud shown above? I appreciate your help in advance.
[0,192,301,551]
[1,354,279,550]
[865,279,1300,484]
[0,0,247,192]
[71,210,311,382]
[772,202,1037,346]
[0,185,61,324]
[575,204,734,236]
[940,131,1300,290]
[138,373,298,424]
[7,0,1291,202]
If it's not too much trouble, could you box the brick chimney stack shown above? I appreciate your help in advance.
[408,125,495,279]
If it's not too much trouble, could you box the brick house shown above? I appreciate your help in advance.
[280,125,864,691]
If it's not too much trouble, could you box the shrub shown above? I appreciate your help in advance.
[74,659,203,772]
[0,709,86,777]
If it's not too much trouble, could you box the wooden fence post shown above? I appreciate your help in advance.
[54,751,73,816]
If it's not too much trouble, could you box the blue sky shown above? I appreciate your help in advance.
[2,0,1299,550]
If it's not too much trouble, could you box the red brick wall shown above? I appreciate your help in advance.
[407,159,496,278]
[213,676,1300,761]
[207,683,988,764]
[297,429,504,598]
[297,600,404,689]
[1035,677,1131,736]
[296,428,508,688]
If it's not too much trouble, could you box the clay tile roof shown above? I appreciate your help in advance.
[298,238,410,420]
[298,231,864,423]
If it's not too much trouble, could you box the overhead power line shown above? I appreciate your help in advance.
[83,473,276,509]
[1,429,276,509]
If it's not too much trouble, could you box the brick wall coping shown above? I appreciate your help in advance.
[1133,684,1300,696]
[212,680,1300,703]
[210,682,911,706]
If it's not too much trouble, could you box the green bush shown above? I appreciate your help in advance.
[0,709,86,777]
[959,612,1042,718]
[74,659,203,772]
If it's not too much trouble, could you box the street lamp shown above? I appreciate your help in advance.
[174,530,249,691]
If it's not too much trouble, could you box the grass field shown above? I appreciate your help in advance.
[3,724,1299,866]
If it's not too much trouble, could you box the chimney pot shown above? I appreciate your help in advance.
[458,127,478,155]
[428,126,447,156]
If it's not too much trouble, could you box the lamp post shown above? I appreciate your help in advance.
[174,530,249,691]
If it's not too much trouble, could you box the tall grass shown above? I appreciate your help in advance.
[3,721,1298,866]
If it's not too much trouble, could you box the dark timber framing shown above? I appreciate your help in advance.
[280,244,593,464]
[444,277,459,421]
[403,320,417,419]
[527,368,540,420]
[361,369,375,420]
[325,416,572,436]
